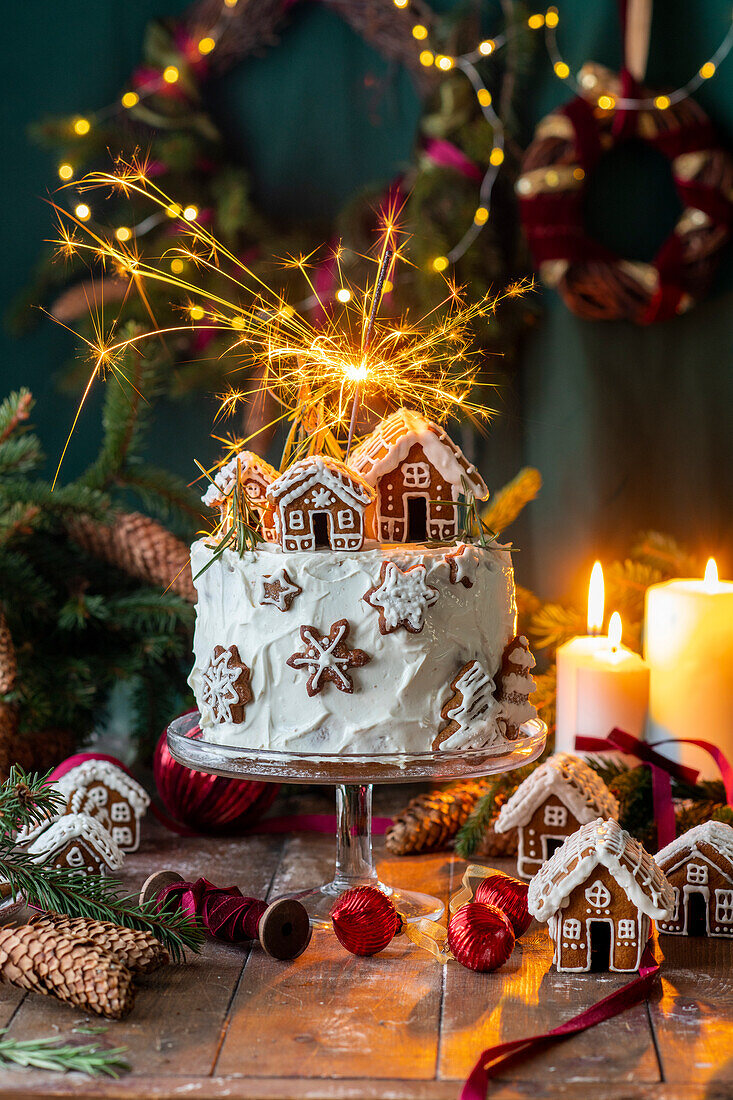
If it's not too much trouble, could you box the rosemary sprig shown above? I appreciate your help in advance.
[426,481,498,548]
[0,1032,129,1077]
[0,853,203,963]
[193,461,261,581]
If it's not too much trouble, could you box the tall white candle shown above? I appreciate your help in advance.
[645,559,733,777]
[575,613,650,746]
[556,562,609,753]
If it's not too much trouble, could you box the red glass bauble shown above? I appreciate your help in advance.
[330,886,403,956]
[448,902,515,972]
[153,726,279,832]
[474,872,531,937]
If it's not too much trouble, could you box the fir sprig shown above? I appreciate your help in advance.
[192,462,262,582]
[0,765,64,837]
[0,1032,129,1077]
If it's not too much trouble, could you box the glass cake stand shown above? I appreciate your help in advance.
[167,711,547,928]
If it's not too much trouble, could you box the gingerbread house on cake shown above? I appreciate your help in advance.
[26,813,124,877]
[656,821,733,938]
[528,818,674,972]
[202,449,279,541]
[267,455,375,552]
[494,754,619,879]
[348,409,489,543]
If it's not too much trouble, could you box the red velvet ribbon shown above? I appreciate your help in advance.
[461,944,660,1100]
[156,877,267,943]
[575,727,733,848]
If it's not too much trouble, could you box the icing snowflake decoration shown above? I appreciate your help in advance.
[258,567,302,612]
[443,542,481,588]
[287,619,371,696]
[364,561,439,634]
[200,645,252,723]
[309,487,335,508]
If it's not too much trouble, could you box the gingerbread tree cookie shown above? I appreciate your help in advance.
[363,561,439,634]
[257,567,302,612]
[287,620,370,697]
[434,660,501,750]
[201,644,252,723]
[495,635,537,740]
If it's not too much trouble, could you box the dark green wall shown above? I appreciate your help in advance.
[3,1,732,600]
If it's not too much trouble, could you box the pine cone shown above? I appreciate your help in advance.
[0,923,135,1019]
[474,823,519,859]
[30,914,169,974]
[386,779,488,855]
[66,511,195,601]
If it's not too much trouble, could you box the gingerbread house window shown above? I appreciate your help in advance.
[562,918,581,940]
[618,918,636,940]
[585,882,611,909]
[66,845,85,867]
[112,825,134,848]
[544,805,567,828]
[290,510,305,531]
[687,863,708,885]
[715,890,733,924]
[671,887,680,921]
[403,462,430,488]
[338,509,355,529]
[111,802,131,823]
[87,785,108,807]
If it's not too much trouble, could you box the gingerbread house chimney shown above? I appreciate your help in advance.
[348,409,489,543]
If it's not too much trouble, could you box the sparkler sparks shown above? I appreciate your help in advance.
[48,159,533,481]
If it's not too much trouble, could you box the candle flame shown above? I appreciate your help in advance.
[587,561,605,635]
[608,611,622,651]
[704,557,718,586]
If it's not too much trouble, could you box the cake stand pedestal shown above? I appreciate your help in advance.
[167,712,547,928]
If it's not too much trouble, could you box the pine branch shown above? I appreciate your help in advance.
[0,1033,129,1077]
[631,530,700,580]
[0,390,33,446]
[0,765,64,838]
[0,850,203,962]
[482,467,542,535]
[528,602,584,651]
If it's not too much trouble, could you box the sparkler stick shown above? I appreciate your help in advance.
[344,247,393,461]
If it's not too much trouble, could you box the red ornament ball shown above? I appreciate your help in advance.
[448,902,515,972]
[154,726,278,832]
[474,872,531,938]
[331,886,403,956]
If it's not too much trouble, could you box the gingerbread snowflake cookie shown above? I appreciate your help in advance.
[443,542,481,588]
[434,659,500,750]
[364,560,439,634]
[257,567,302,612]
[201,644,253,723]
[287,619,371,697]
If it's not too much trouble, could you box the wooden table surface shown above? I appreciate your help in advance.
[2,797,733,1100]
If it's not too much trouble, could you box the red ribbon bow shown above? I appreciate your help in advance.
[157,877,268,943]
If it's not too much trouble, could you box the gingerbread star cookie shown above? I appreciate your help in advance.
[363,560,439,634]
[201,644,253,723]
[258,567,302,612]
[443,542,481,588]
[286,619,371,697]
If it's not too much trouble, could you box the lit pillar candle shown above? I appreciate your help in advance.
[575,612,650,750]
[645,559,733,777]
[555,562,608,753]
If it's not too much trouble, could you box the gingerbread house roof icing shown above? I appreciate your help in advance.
[26,813,124,871]
[202,450,280,507]
[348,409,489,499]
[494,753,619,834]
[55,760,150,816]
[528,817,674,923]
[267,455,374,508]
[656,821,733,875]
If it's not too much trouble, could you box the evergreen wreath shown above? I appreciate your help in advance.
[18,0,538,420]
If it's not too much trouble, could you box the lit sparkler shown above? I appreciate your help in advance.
[48,159,533,481]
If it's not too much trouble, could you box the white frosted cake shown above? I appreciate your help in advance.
[189,411,537,755]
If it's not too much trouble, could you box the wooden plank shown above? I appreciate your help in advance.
[438,856,660,1085]
[4,821,284,1078]
[649,934,733,1084]
[215,835,453,1080]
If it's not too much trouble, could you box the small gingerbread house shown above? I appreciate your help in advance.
[494,754,619,879]
[53,760,150,853]
[26,813,124,877]
[202,449,279,541]
[267,455,375,552]
[348,409,489,543]
[528,818,674,973]
[656,821,733,938]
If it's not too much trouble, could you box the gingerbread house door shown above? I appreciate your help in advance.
[587,918,613,971]
[684,887,710,935]
[310,510,332,549]
[405,494,429,541]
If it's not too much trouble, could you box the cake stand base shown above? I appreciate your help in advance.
[167,712,547,930]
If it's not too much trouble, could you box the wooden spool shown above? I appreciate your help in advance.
[139,870,311,961]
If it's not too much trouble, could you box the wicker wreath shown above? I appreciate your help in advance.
[516,64,733,324]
